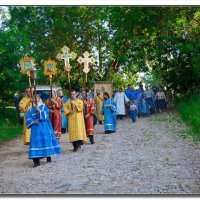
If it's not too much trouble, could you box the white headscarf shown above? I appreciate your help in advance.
[37,102,42,107]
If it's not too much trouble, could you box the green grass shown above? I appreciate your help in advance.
[176,91,200,141]
[0,108,23,142]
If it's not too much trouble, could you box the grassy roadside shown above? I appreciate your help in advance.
[0,108,23,142]
[176,91,200,141]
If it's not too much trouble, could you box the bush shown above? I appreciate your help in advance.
[0,108,23,142]
[176,90,200,140]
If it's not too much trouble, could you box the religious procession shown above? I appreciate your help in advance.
[17,46,168,168]
[16,46,114,167]
[1,6,200,195]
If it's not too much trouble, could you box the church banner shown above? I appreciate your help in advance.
[94,81,113,98]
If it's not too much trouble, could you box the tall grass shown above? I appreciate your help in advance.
[0,108,23,142]
[176,91,200,140]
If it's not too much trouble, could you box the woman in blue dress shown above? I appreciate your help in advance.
[26,95,62,167]
[101,92,116,133]
[137,91,150,117]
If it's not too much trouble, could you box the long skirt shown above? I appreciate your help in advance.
[29,121,62,158]
[156,99,167,110]
[138,102,149,117]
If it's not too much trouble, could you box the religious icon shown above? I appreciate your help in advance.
[24,61,32,71]
[43,59,57,76]
[94,81,113,98]
[19,56,35,76]
[46,64,54,72]
[19,56,36,88]
[100,86,105,94]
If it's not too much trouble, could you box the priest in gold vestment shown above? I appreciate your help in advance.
[64,90,87,152]
[94,89,104,124]
[19,88,33,145]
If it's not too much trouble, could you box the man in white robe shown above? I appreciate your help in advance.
[114,88,129,120]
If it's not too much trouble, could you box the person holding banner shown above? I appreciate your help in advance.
[26,95,62,167]
[64,90,87,152]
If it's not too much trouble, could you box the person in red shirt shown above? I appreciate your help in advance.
[81,89,96,144]
[45,91,63,140]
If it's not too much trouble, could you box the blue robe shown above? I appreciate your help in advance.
[101,98,116,132]
[60,96,69,129]
[124,88,131,99]
[138,93,149,117]
[26,104,62,158]
[145,97,155,114]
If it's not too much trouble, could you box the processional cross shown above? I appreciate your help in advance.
[57,46,76,110]
[57,46,76,83]
[77,51,95,83]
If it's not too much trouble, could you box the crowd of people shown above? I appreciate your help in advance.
[123,84,167,121]
[18,83,167,167]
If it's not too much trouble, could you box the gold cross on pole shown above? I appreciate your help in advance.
[77,51,95,82]
[57,46,76,83]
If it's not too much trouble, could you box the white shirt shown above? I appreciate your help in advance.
[144,89,154,98]
[156,91,166,100]
[114,92,129,115]
[130,104,137,111]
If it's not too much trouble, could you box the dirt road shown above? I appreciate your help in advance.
[0,111,200,194]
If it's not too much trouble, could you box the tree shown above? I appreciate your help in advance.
[1,6,200,107]
[0,7,31,107]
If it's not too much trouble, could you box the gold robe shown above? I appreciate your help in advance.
[64,99,87,143]
[94,94,104,122]
[19,97,42,145]
[19,97,32,145]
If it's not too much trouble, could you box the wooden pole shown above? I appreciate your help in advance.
[34,80,38,119]
[50,76,53,97]
[28,75,31,88]
[49,75,54,128]
[68,72,70,84]
[67,71,73,111]
[28,75,34,107]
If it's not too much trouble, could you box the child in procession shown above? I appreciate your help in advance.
[129,101,138,123]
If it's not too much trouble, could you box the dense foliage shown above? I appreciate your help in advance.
[0,6,200,106]
[176,90,200,141]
